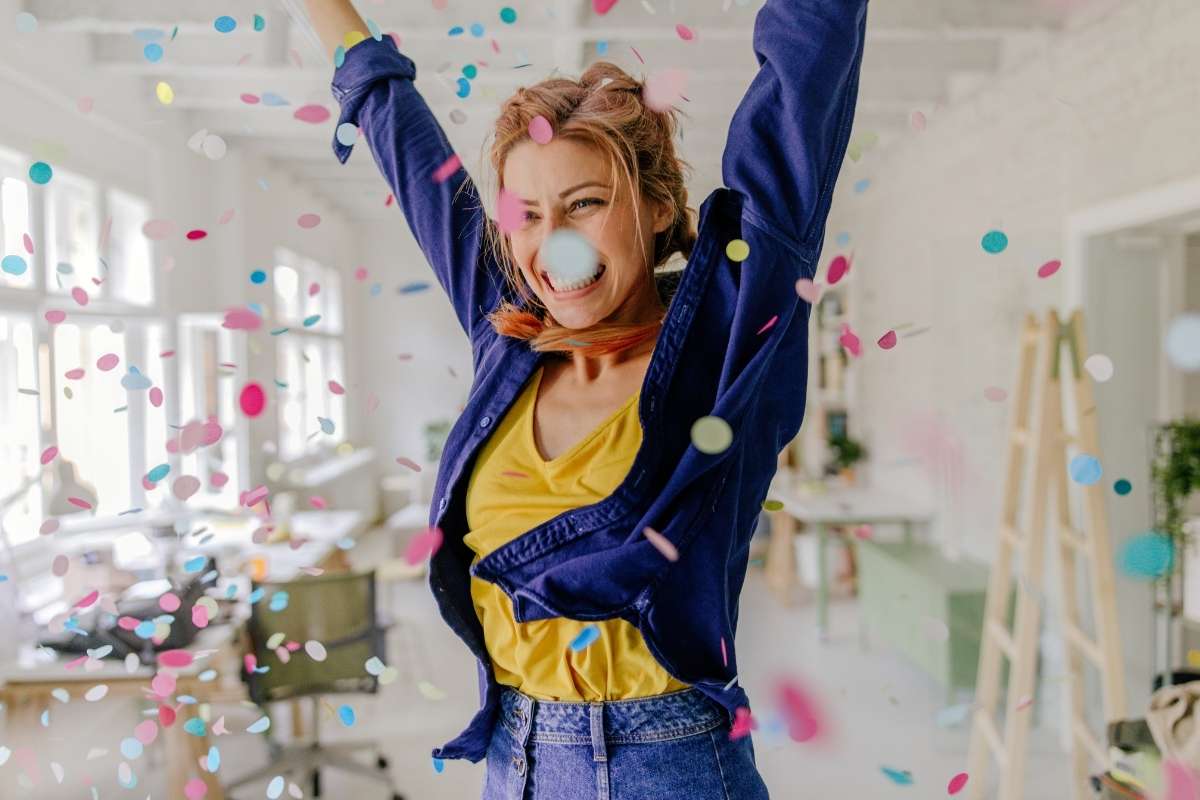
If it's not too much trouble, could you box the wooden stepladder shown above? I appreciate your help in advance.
[966,309,1127,800]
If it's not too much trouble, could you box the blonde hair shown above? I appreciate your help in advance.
[481,61,698,358]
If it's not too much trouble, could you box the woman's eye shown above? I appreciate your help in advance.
[571,197,604,211]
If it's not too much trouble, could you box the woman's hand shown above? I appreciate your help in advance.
[302,0,370,62]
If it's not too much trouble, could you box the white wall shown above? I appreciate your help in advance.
[820,0,1200,717]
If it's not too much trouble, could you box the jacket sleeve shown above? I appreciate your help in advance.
[330,35,504,341]
[721,0,870,256]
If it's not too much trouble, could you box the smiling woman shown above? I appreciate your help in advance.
[482,62,697,357]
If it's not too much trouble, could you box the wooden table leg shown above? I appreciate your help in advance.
[765,511,797,606]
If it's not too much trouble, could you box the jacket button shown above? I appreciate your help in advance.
[479,415,492,428]
[438,497,448,511]
[512,756,526,776]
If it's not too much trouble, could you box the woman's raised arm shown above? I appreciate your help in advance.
[309,0,504,341]
[721,0,870,256]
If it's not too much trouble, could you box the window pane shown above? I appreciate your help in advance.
[0,176,34,289]
[45,172,100,296]
[177,321,240,510]
[107,188,154,305]
[273,264,300,323]
[52,321,132,516]
[0,316,42,545]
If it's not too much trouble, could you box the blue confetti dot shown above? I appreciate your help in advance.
[881,766,914,786]
[469,22,485,37]
[253,14,265,32]
[207,745,221,772]
[369,282,382,296]
[337,704,356,726]
[596,41,609,55]
[318,416,335,435]
[247,302,264,316]
[134,620,156,638]
[214,16,236,34]
[367,18,383,40]
[1114,478,1132,496]
[398,281,431,294]
[261,93,289,107]
[250,269,267,284]
[144,43,163,62]
[981,229,1009,254]
[456,78,472,98]
[432,757,445,773]
[29,162,52,184]
[835,232,851,247]
[1068,454,1102,486]
[462,64,478,79]
[120,737,144,759]
[334,46,346,68]
[1119,531,1173,580]
[448,26,464,36]
[336,536,356,551]
[147,463,170,482]
[2,255,28,276]
[853,178,870,194]
[569,624,600,652]
[500,7,517,24]
[269,590,289,612]
[183,555,206,573]
[302,313,321,327]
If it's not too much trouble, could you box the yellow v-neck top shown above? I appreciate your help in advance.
[463,364,689,701]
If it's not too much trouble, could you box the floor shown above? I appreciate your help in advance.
[0,527,1072,799]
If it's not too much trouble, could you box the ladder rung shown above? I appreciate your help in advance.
[1072,719,1107,767]
[987,620,1016,660]
[1064,623,1104,667]
[1059,525,1087,552]
[975,711,1008,767]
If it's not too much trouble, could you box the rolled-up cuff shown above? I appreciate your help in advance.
[329,34,416,164]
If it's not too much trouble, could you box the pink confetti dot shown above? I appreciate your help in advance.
[984,386,1007,402]
[1037,259,1062,278]
[222,307,262,331]
[528,115,554,145]
[159,592,181,612]
[45,309,66,324]
[239,382,266,417]
[158,705,176,727]
[405,526,444,565]
[210,470,229,488]
[827,254,851,284]
[75,589,100,608]
[218,208,235,225]
[396,456,422,472]
[297,213,321,229]
[795,278,821,303]
[756,315,778,336]
[192,604,210,628]
[22,233,34,254]
[240,93,260,104]
[40,445,58,465]
[141,219,176,240]
[497,187,524,233]
[308,281,321,296]
[186,229,207,241]
[134,719,159,745]
[877,330,897,350]
[71,286,89,306]
[294,104,331,124]
[309,495,327,510]
[68,496,92,510]
[65,367,85,380]
[948,772,969,795]
[96,353,119,371]
[432,153,462,184]
[184,778,207,800]
[354,267,368,281]
[173,475,201,502]
[911,110,927,132]
[643,68,687,112]
[40,518,60,535]
[118,615,141,630]
[642,526,679,561]
[52,554,69,576]
[150,386,164,407]
[328,380,345,395]
[675,23,695,41]
[158,649,194,668]
[593,0,619,14]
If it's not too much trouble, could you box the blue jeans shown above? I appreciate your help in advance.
[482,687,770,799]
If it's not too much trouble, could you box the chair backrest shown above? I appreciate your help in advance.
[244,569,383,705]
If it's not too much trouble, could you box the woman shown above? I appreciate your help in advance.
[308,0,868,796]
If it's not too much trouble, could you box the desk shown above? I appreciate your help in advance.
[0,623,242,800]
[765,469,935,638]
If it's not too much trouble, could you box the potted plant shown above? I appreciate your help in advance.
[826,431,868,485]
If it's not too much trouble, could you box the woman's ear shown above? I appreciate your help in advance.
[651,200,673,235]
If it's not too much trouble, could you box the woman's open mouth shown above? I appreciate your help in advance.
[542,263,606,297]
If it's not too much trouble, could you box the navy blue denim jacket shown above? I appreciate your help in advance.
[330,0,869,763]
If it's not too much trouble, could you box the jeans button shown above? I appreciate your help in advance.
[512,756,525,776]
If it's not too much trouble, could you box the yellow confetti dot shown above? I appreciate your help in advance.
[1188,649,1200,668]
[762,499,784,512]
[691,416,733,455]
[343,30,367,49]
[726,239,750,262]
[155,81,174,105]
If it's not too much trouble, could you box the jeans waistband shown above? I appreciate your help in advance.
[498,686,725,747]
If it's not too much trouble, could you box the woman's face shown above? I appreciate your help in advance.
[502,137,671,330]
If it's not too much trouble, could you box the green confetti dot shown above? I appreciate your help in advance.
[462,64,478,79]
[1113,478,1132,496]
[500,7,517,24]
[726,239,750,262]
[28,162,52,184]
[981,229,1008,254]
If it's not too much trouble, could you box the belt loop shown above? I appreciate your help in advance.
[589,703,607,763]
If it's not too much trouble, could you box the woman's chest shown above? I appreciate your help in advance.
[532,359,649,462]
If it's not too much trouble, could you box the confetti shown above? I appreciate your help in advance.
[1,255,27,275]
[1068,454,1101,485]
[500,7,517,23]
[328,379,345,395]
[247,716,271,734]
[725,239,750,262]
[173,475,201,501]
[881,767,914,786]
[839,323,862,357]
[948,772,969,795]
[96,353,119,371]
[1165,314,1200,370]
[981,230,1008,254]
[433,154,462,184]
[1114,479,1132,495]
[29,161,53,184]
[418,680,447,700]
[1119,531,1173,580]
[84,684,108,702]
[1084,354,1113,382]
[405,526,444,565]
[729,707,755,740]
[1037,259,1062,278]
[644,68,687,112]
[239,382,266,417]
[795,278,821,303]
[675,23,695,41]
[337,704,356,726]
[396,457,422,472]
[155,81,174,105]
[642,526,678,561]
[305,640,328,661]
[593,0,620,14]
[432,757,445,773]
[297,213,321,229]
[267,776,285,799]
[776,676,824,742]
[40,445,58,464]
[877,330,897,350]
[528,115,554,145]
[691,416,733,455]
[569,624,600,651]
[294,104,330,124]
[983,386,1007,402]
[184,778,207,799]
[827,254,850,284]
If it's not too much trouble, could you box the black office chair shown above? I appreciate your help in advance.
[224,570,403,800]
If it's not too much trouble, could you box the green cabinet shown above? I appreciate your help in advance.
[858,541,992,696]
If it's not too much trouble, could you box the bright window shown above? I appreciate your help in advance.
[0,168,34,290]
[0,314,42,546]
[106,187,155,306]
[44,169,100,294]
[177,318,242,510]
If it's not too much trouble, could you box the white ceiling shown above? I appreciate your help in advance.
[29,0,1088,223]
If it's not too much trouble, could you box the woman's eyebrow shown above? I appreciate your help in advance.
[519,181,611,205]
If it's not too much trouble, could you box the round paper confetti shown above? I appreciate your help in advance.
[96,353,119,371]
[1037,259,1062,278]
[642,526,679,561]
[1119,531,1173,580]
[51,554,69,577]
[691,416,733,455]
[239,382,266,417]
[294,104,330,124]
[910,110,927,131]
[267,776,285,799]
[142,219,176,240]
[542,229,598,283]
[202,134,226,160]
[40,445,58,464]
[214,15,236,33]
[948,772,969,794]
[569,624,600,651]
[1084,354,1114,382]
[528,115,554,145]
[981,230,1008,254]
[15,11,37,33]
[827,254,850,284]
[173,475,201,501]
[337,704,356,726]
[84,684,108,702]
[1068,454,1102,485]
[877,330,897,350]
[45,309,66,324]
[155,81,174,105]
[983,386,1007,402]
[29,162,52,184]
[297,213,321,229]
[643,68,687,112]
[1,255,27,275]
[676,23,695,41]
[405,526,444,565]
[795,278,821,303]
[304,640,327,661]
[1114,479,1132,496]
[1165,313,1200,370]
[500,7,517,23]
[725,240,750,262]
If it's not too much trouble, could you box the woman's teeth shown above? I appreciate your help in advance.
[544,263,606,292]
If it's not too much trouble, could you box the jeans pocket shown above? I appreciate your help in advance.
[708,730,770,800]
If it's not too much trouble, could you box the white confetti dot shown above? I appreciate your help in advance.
[1166,313,1200,371]
[691,416,733,455]
[1084,353,1114,383]
[84,684,109,702]
[304,640,327,662]
[541,230,598,284]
